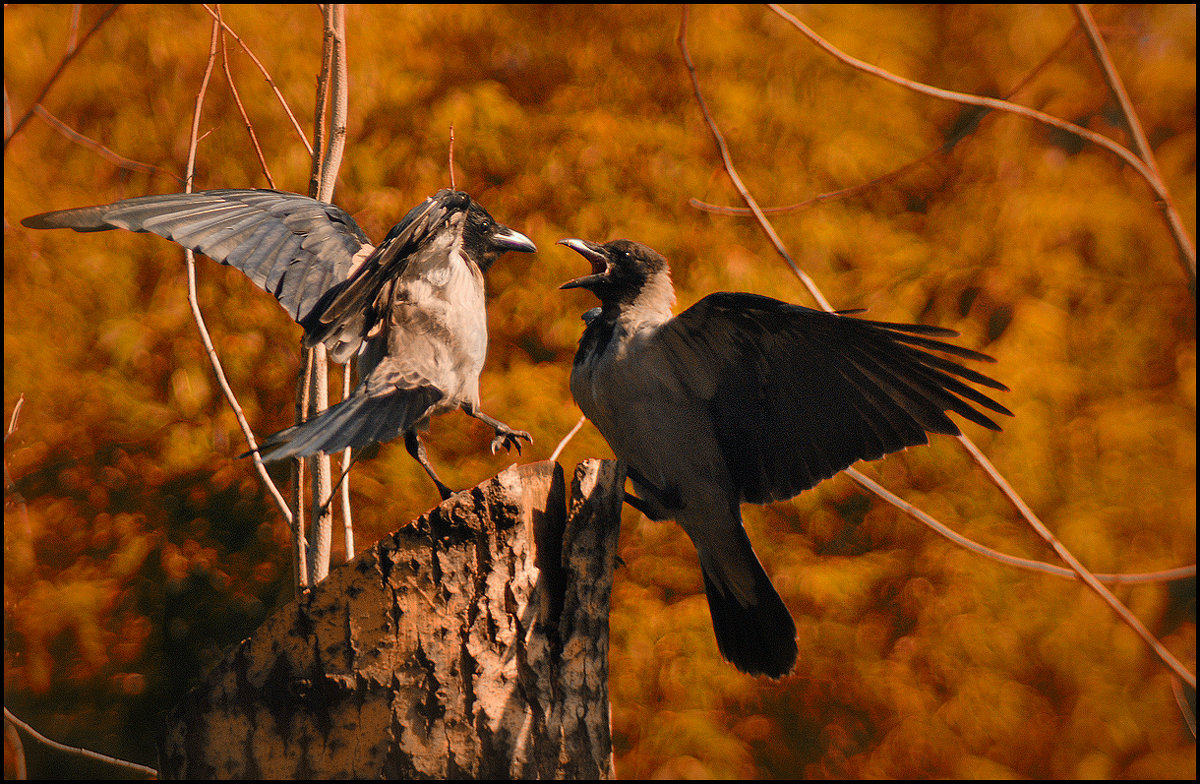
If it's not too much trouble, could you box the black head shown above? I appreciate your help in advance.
[557,238,670,304]
[445,190,536,272]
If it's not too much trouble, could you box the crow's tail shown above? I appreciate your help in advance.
[699,526,798,678]
[247,387,443,461]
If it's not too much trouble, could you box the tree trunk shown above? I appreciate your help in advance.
[158,458,624,779]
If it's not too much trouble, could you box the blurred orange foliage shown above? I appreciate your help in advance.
[4,4,1194,779]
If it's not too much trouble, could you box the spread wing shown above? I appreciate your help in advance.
[657,292,1012,504]
[21,189,371,324]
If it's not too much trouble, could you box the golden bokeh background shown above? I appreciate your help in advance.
[4,4,1194,779]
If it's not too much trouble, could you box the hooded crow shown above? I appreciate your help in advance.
[559,237,1011,677]
[22,188,536,498]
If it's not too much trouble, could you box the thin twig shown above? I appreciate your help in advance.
[846,466,1194,585]
[677,6,833,313]
[198,3,313,156]
[1071,4,1195,288]
[449,123,457,189]
[691,23,1084,218]
[957,435,1195,687]
[679,6,1195,688]
[3,708,157,779]
[216,5,275,188]
[33,104,185,184]
[4,4,121,151]
[180,14,298,559]
[550,414,587,463]
[766,3,1195,285]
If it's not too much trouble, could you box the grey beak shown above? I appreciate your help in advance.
[493,226,537,254]
[557,238,609,290]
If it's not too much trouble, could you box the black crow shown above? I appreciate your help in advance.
[22,189,536,498]
[558,237,1011,677]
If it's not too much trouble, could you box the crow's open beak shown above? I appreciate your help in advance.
[558,238,610,290]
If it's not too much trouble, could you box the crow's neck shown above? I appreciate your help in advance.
[606,269,676,332]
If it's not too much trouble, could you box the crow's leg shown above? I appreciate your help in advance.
[405,431,455,500]
[462,404,532,454]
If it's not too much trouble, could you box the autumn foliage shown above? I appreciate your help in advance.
[3,4,1195,779]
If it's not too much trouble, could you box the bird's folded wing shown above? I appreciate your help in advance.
[21,189,372,324]
[299,190,467,361]
[658,292,1012,504]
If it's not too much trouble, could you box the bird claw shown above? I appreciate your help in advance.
[490,428,532,455]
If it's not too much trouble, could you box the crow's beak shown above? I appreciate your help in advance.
[558,238,610,290]
[493,226,537,254]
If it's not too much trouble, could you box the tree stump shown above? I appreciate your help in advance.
[159,459,624,779]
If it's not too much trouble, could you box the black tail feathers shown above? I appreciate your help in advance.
[701,557,797,678]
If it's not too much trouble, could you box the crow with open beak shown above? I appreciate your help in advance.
[23,189,537,498]
[559,237,1011,677]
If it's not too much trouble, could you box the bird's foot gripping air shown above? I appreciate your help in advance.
[461,403,532,455]
[488,424,532,455]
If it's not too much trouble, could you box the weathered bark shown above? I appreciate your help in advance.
[159,458,624,779]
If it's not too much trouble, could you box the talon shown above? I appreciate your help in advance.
[490,428,531,455]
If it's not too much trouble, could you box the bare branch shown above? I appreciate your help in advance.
[550,414,587,463]
[33,104,185,184]
[340,367,354,560]
[1071,4,1195,288]
[766,3,1195,285]
[4,4,121,152]
[198,3,313,156]
[179,14,300,576]
[315,3,348,202]
[679,5,1196,688]
[846,466,1194,586]
[957,435,1195,687]
[449,123,457,189]
[304,3,351,585]
[690,23,1085,218]
[216,5,275,188]
[676,5,833,313]
[4,707,157,779]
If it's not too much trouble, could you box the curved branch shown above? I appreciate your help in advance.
[766,3,1195,286]
[678,5,1195,688]
[180,15,300,573]
[4,5,121,152]
[676,5,833,313]
[846,466,1195,586]
[4,708,156,779]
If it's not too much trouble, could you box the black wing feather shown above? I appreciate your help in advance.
[666,292,1011,504]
